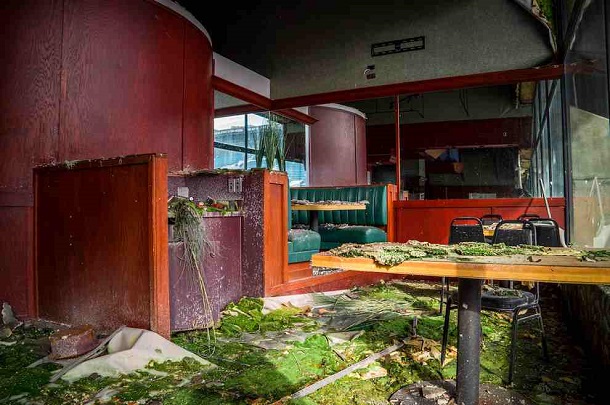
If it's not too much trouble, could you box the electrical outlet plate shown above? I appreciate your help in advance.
[235,177,242,193]
[177,187,189,198]
[228,178,235,192]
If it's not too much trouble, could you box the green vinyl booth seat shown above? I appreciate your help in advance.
[288,229,321,263]
[318,225,387,250]
[290,185,389,251]
[288,198,321,264]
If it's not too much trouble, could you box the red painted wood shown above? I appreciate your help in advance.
[394,198,566,244]
[309,106,367,186]
[212,76,272,110]
[367,117,533,164]
[183,23,214,169]
[275,109,318,125]
[394,95,402,193]
[0,0,62,317]
[0,0,62,194]
[0,0,215,319]
[0,208,34,317]
[216,105,318,125]
[397,207,492,244]
[215,104,265,117]
[264,171,289,293]
[35,154,169,335]
[59,0,185,170]
[271,65,564,110]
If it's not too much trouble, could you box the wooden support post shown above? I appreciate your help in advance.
[394,95,401,195]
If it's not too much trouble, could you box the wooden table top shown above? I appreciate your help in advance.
[291,203,366,211]
[311,252,610,285]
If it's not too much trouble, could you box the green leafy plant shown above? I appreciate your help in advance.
[257,113,285,170]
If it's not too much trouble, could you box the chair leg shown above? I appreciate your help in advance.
[508,309,519,385]
[536,305,549,360]
[439,277,446,314]
[441,296,452,366]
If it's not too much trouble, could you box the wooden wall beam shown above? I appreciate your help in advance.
[271,65,564,110]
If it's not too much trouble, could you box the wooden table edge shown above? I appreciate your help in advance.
[311,254,610,285]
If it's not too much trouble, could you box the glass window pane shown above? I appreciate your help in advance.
[214,116,246,147]
[549,82,564,197]
[566,0,609,247]
[214,147,246,169]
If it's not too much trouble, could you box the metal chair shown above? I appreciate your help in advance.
[528,218,561,247]
[440,218,485,314]
[441,220,548,384]
[492,220,536,246]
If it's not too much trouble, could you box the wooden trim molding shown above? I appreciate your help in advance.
[215,105,318,125]
[213,77,317,125]
[148,155,170,338]
[386,184,398,242]
[213,76,272,110]
[262,171,290,294]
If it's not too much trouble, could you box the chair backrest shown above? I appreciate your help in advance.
[449,217,485,245]
[480,214,503,226]
[518,213,541,221]
[529,218,561,247]
[492,220,537,246]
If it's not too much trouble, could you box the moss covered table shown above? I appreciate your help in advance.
[312,244,610,404]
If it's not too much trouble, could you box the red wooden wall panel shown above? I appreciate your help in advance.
[0,0,63,316]
[396,207,492,244]
[309,106,367,186]
[0,208,34,317]
[0,0,62,193]
[264,172,289,293]
[35,155,169,336]
[0,0,214,317]
[394,198,566,244]
[183,23,214,170]
[59,0,184,170]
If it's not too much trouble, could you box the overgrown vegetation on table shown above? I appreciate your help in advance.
[328,241,610,267]
[0,282,599,404]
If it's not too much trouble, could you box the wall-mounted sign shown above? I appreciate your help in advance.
[371,36,425,57]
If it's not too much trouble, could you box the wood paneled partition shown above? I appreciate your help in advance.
[263,171,289,294]
[35,154,169,337]
[394,198,566,244]
[0,0,213,317]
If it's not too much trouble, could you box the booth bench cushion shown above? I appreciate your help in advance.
[288,229,321,264]
[290,185,388,226]
[318,225,387,250]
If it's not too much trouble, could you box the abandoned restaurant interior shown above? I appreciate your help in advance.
[0,0,609,404]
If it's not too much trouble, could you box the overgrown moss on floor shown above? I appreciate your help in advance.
[0,282,599,404]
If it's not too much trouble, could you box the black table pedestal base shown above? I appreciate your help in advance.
[310,211,319,232]
[456,278,482,403]
[389,380,532,405]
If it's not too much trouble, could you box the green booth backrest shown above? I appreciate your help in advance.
[290,185,388,226]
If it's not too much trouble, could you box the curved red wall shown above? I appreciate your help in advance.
[0,0,214,315]
[309,106,367,186]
